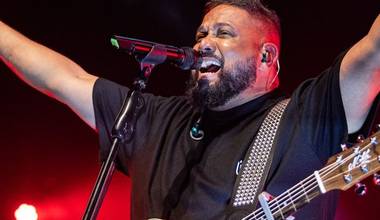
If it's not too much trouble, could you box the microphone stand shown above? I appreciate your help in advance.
[82,45,168,220]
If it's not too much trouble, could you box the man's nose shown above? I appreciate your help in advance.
[197,37,216,56]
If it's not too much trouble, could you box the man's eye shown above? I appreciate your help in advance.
[218,30,232,37]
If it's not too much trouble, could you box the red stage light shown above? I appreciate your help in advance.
[14,204,38,220]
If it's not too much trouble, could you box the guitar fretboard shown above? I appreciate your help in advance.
[243,174,322,220]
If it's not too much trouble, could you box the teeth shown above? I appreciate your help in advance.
[201,60,221,68]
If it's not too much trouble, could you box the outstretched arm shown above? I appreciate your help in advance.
[341,14,380,133]
[0,21,98,129]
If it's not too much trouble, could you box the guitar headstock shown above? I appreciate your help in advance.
[321,131,380,192]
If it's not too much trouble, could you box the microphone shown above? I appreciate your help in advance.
[110,35,201,70]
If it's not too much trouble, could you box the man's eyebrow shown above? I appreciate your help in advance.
[214,22,234,29]
[196,22,234,33]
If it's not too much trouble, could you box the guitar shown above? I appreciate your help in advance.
[241,131,380,220]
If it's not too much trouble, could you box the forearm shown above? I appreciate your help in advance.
[0,21,98,128]
[0,21,93,99]
[368,14,380,49]
[354,13,380,82]
[341,14,380,86]
[340,14,380,133]
[365,14,380,87]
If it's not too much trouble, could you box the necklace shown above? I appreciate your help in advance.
[190,117,204,141]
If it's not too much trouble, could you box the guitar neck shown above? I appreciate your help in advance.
[245,174,322,220]
[243,131,380,220]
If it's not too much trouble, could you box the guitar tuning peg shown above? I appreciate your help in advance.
[344,173,353,183]
[360,164,369,173]
[356,135,365,143]
[354,183,367,196]
[370,137,378,145]
[373,173,380,186]
[340,143,348,151]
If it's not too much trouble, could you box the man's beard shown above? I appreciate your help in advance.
[187,57,257,109]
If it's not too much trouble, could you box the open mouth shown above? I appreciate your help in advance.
[199,59,222,73]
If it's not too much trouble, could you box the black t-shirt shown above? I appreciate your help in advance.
[93,54,377,220]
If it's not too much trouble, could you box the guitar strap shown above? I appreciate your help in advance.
[228,98,290,218]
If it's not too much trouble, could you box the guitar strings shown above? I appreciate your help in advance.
[241,173,316,219]
[242,140,375,220]
[243,158,340,219]
[242,173,321,219]
[264,157,378,220]
[264,140,375,219]
[266,140,373,220]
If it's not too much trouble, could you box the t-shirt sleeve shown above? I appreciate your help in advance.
[92,78,191,175]
[92,78,132,164]
[292,50,380,162]
[291,51,349,161]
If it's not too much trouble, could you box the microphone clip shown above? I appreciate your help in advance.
[138,44,168,79]
[138,44,167,66]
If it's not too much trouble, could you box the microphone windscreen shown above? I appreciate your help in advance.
[180,47,202,70]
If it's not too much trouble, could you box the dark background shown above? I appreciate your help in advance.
[1,0,380,219]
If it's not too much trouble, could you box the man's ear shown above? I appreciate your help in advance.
[260,43,279,66]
